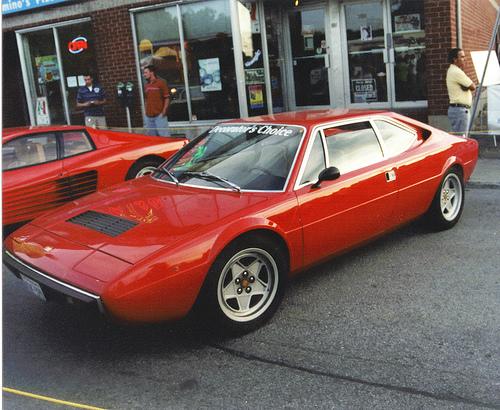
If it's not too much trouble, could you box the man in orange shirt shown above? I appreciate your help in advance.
[143,65,171,137]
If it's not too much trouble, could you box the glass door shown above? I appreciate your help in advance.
[286,7,330,108]
[22,29,66,124]
[343,1,389,105]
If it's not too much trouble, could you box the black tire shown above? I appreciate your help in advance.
[126,158,164,180]
[195,234,287,334]
[426,167,465,231]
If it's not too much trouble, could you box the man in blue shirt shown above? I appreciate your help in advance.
[76,73,107,128]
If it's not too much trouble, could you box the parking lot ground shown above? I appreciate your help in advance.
[2,187,500,409]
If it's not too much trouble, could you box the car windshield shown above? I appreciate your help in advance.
[157,124,304,191]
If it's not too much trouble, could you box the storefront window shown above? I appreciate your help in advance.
[289,8,330,106]
[181,0,238,120]
[135,7,187,120]
[345,2,387,104]
[391,0,426,101]
[23,29,66,124]
[57,22,99,124]
[237,1,268,116]
[134,0,238,122]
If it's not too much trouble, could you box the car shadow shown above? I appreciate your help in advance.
[5,218,432,359]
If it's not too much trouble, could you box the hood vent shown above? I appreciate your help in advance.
[67,210,138,237]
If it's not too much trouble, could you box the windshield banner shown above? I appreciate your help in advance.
[209,124,296,137]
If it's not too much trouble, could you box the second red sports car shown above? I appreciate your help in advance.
[2,126,187,228]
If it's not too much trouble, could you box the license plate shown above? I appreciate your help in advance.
[21,275,46,301]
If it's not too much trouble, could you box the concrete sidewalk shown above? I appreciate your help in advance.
[468,158,500,188]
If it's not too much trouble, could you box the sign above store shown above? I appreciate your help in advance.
[2,0,70,15]
[68,36,88,54]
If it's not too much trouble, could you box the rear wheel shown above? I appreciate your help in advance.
[126,158,164,180]
[426,168,464,230]
[196,234,287,334]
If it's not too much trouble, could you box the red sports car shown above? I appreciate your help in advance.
[3,110,478,333]
[2,126,187,229]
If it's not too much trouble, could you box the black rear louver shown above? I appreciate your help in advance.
[67,210,138,237]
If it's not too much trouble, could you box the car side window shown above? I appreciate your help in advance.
[374,120,417,157]
[323,121,383,174]
[63,131,93,158]
[300,132,326,185]
[2,133,58,171]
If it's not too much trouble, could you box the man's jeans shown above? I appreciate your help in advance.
[448,105,470,135]
[144,114,170,137]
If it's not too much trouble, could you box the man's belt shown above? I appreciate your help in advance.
[449,103,471,109]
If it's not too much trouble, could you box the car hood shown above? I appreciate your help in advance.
[27,178,278,264]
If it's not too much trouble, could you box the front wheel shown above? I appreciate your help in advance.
[196,235,287,334]
[426,168,464,230]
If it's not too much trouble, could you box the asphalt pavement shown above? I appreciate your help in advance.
[2,188,499,409]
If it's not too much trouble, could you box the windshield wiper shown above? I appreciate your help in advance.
[183,171,241,192]
[154,167,179,185]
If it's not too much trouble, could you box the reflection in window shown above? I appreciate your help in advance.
[374,120,416,157]
[300,132,326,185]
[135,8,187,121]
[391,0,426,101]
[63,131,93,157]
[3,133,57,170]
[182,0,239,120]
[324,122,383,173]
[345,3,387,103]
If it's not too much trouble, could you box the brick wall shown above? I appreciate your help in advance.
[425,0,499,117]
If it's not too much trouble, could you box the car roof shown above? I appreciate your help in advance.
[224,109,390,128]
[2,125,87,143]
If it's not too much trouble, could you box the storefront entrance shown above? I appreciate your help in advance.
[17,18,99,126]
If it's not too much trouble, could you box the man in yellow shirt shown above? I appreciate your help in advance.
[446,48,476,134]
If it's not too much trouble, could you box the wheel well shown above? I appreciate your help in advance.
[448,163,464,179]
[231,229,290,270]
[133,154,165,167]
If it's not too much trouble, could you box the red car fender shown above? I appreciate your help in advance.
[205,216,300,275]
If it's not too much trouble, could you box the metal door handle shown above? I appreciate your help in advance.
[385,170,396,182]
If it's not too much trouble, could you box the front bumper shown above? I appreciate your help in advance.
[3,249,105,314]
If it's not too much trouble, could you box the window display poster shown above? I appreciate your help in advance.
[245,68,265,85]
[199,58,222,92]
[394,14,421,32]
[35,55,60,83]
[360,26,372,41]
[248,85,264,109]
[352,79,378,103]
[36,97,50,125]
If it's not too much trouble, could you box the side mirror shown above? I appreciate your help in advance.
[311,166,340,189]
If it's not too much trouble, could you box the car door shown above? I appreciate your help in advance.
[60,130,100,201]
[295,120,398,267]
[2,132,62,225]
[372,118,433,223]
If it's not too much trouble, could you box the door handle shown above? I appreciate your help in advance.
[385,170,396,182]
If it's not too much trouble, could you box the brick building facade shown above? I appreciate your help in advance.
[2,0,499,135]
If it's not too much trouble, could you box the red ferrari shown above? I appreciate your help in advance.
[3,110,478,333]
[2,126,187,229]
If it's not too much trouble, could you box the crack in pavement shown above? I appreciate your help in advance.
[210,343,500,409]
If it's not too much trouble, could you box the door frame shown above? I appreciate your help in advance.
[283,1,335,110]
[339,0,427,110]
[16,17,91,126]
